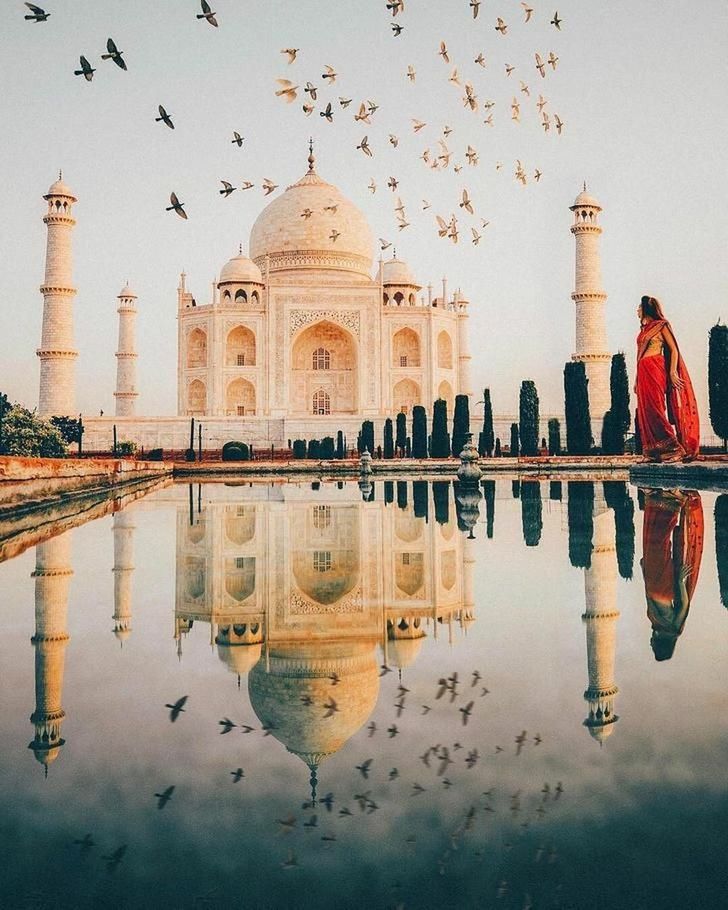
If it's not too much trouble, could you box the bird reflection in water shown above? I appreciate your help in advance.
[641,490,704,661]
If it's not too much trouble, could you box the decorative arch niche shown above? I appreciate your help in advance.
[290,320,357,415]
[392,328,421,368]
[437,331,453,369]
[393,378,421,415]
[226,326,256,366]
[187,328,207,368]
[226,377,256,416]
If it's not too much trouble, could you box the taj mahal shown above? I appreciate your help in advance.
[35,147,613,450]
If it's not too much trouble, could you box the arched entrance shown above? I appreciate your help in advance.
[226,378,256,416]
[290,320,357,415]
[393,378,421,414]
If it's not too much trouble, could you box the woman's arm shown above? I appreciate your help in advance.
[662,328,685,390]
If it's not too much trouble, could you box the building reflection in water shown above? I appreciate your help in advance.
[174,482,475,794]
[580,487,621,744]
[112,508,135,645]
[29,534,73,774]
[641,490,704,662]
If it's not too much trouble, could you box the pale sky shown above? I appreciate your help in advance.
[1,1,726,432]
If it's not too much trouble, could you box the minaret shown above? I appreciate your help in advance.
[456,290,472,398]
[570,185,611,443]
[112,509,135,644]
[114,284,139,417]
[29,535,72,773]
[37,174,78,417]
[582,492,620,744]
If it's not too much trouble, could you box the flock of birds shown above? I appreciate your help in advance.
[65,668,569,909]
[22,0,569,252]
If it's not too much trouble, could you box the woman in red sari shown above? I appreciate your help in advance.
[635,296,700,462]
[641,489,704,661]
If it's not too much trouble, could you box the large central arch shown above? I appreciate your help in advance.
[290,320,358,415]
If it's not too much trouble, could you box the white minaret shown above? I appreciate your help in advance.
[114,284,139,417]
[37,174,78,418]
[112,509,135,644]
[582,492,620,744]
[570,185,611,444]
[456,290,472,398]
[29,534,72,773]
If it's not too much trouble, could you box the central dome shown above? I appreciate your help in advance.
[249,161,373,278]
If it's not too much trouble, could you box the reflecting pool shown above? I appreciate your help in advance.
[1,479,727,909]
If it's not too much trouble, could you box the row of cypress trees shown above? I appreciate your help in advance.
[358,394,474,458]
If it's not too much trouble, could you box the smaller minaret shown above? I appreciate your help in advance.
[456,291,472,398]
[112,509,135,644]
[29,535,72,773]
[114,284,138,417]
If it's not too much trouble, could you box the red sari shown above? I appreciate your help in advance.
[642,490,704,660]
[636,319,700,461]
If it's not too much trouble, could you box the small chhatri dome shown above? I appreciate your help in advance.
[572,183,601,209]
[249,146,373,277]
[118,284,137,299]
[377,256,420,288]
[45,171,76,200]
[217,640,263,675]
[218,252,264,285]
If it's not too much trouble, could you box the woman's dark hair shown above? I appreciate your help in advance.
[641,296,663,320]
[651,630,677,662]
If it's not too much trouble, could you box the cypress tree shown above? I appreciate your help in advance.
[336,430,345,459]
[396,480,408,510]
[708,323,728,451]
[384,480,394,504]
[601,410,620,456]
[482,479,495,538]
[518,381,540,456]
[431,399,451,458]
[395,412,407,456]
[715,495,728,607]
[604,481,635,580]
[520,480,543,546]
[547,418,562,456]
[549,480,562,501]
[412,405,428,458]
[611,352,631,437]
[360,420,375,455]
[452,394,471,457]
[479,388,495,457]
[413,481,429,520]
[432,481,450,525]
[405,438,411,457]
[383,418,394,458]
[564,361,593,454]
[567,481,594,568]
[494,437,501,457]
[292,439,306,459]
[307,439,320,459]
[320,436,335,459]
[512,479,521,498]
[510,422,520,457]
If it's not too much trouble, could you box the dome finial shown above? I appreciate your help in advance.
[309,763,318,806]
[58,169,63,181]
[307,137,315,173]
[239,242,243,255]
[583,179,587,192]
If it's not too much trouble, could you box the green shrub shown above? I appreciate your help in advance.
[222,441,250,462]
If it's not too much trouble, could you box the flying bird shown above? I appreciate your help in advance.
[155,105,174,129]
[197,0,218,27]
[304,81,318,100]
[554,113,564,134]
[548,51,559,70]
[463,83,478,111]
[471,228,482,245]
[537,94,548,112]
[439,41,450,63]
[323,696,339,715]
[101,38,126,70]
[329,229,341,242]
[240,181,254,191]
[275,79,298,103]
[357,135,373,157]
[262,178,278,195]
[356,759,373,779]
[505,63,515,77]
[379,238,392,250]
[74,56,95,82]
[165,694,188,718]
[154,786,175,809]
[320,102,333,122]
[459,701,474,725]
[339,97,352,108]
[302,103,315,116]
[231,131,244,147]
[24,3,50,22]
[535,53,546,78]
[218,717,237,733]
[551,10,562,30]
[387,176,399,191]
[230,768,245,782]
[281,48,299,64]
[389,134,399,148]
[470,0,480,19]
[102,845,127,871]
[474,52,486,67]
[391,22,404,36]
[219,181,236,197]
[495,17,508,35]
[534,169,542,182]
[521,2,534,22]
[387,0,405,15]
[368,179,377,193]
[459,189,474,214]
[354,102,371,124]
[406,65,416,82]
[322,65,337,83]
[73,834,95,850]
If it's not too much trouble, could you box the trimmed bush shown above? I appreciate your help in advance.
[431,399,451,457]
[547,418,562,456]
[510,423,520,457]
[292,439,307,459]
[518,381,539,456]
[479,388,494,457]
[395,412,407,456]
[452,394,471,457]
[709,323,728,450]
[222,441,250,461]
[412,406,428,459]
[383,419,394,458]
[564,361,593,454]
[320,436,335,459]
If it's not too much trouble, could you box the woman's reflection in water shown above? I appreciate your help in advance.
[641,490,704,661]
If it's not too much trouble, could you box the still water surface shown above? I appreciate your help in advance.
[0,478,726,910]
